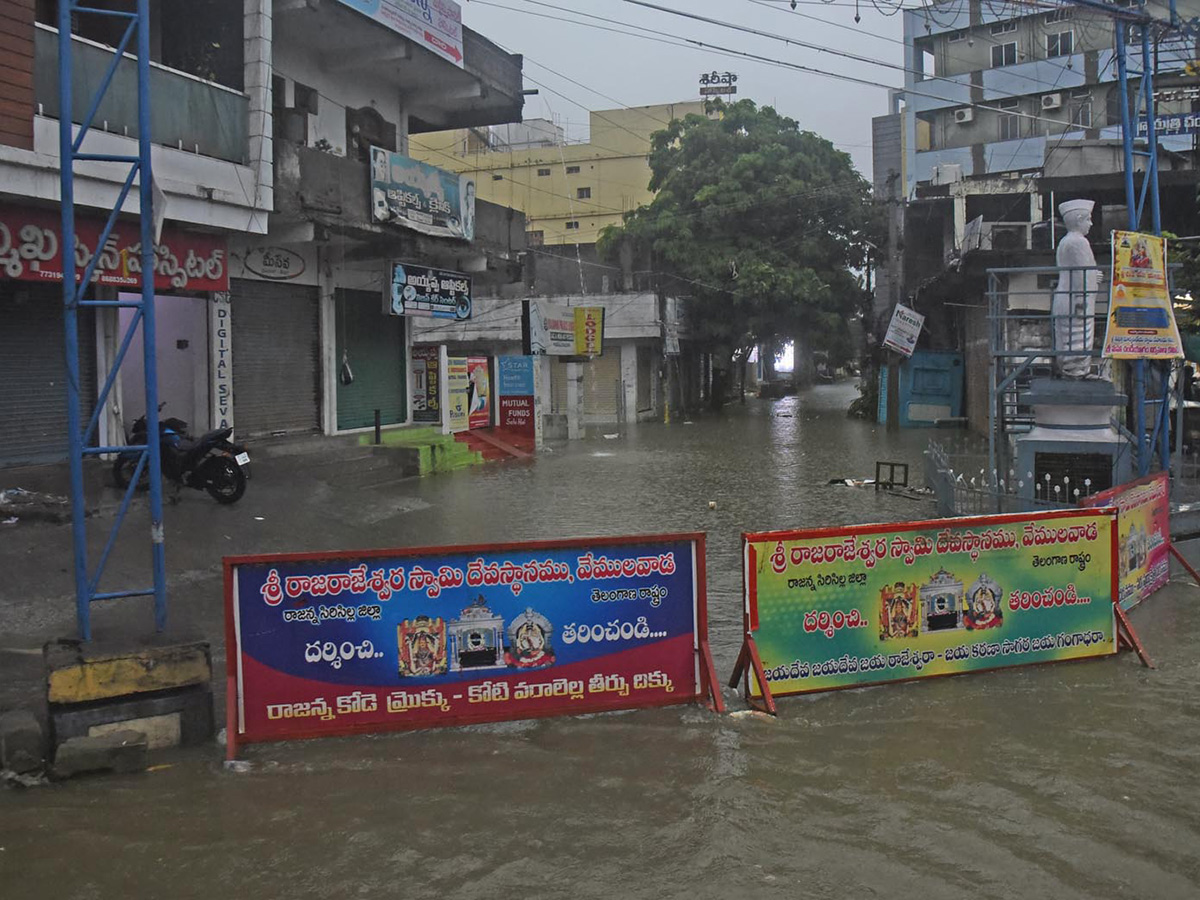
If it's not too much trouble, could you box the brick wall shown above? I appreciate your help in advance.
[0,0,35,150]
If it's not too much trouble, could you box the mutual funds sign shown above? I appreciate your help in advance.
[742,510,1117,698]
[225,534,711,754]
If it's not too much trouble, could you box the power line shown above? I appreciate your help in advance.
[472,0,1099,130]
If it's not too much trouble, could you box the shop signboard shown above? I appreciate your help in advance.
[1080,473,1170,611]
[0,204,228,292]
[411,346,440,424]
[1136,113,1200,137]
[741,509,1117,699]
[387,263,472,320]
[224,533,715,756]
[333,0,463,67]
[1102,230,1184,359]
[370,148,475,242]
[497,355,535,436]
[467,356,491,429]
[530,301,605,356]
[882,303,924,357]
[445,356,469,433]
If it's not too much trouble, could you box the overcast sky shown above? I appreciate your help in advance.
[460,0,913,178]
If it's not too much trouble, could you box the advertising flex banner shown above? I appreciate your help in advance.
[333,0,463,67]
[466,356,491,429]
[224,534,719,756]
[497,355,535,436]
[370,148,474,241]
[530,302,606,356]
[410,346,439,424]
[1080,473,1170,611]
[1102,230,1184,359]
[444,356,469,433]
[739,510,1118,700]
[388,263,472,320]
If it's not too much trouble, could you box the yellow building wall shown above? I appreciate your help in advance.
[409,102,705,245]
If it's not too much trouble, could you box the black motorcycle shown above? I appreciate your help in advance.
[113,406,250,504]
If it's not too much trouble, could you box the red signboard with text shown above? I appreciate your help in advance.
[0,205,228,292]
[224,534,718,756]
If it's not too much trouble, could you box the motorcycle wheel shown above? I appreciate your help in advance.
[205,456,246,504]
[112,454,148,490]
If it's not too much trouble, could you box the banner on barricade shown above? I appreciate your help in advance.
[734,510,1119,703]
[225,534,720,756]
[1080,473,1170,611]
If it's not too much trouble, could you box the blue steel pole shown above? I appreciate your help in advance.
[1116,23,1137,229]
[1141,24,1162,235]
[59,2,92,642]
[136,0,168,631]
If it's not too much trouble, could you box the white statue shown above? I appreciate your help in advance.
[1052,199,1101,378]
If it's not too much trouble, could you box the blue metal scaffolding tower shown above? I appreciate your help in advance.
[1065,0,1195,477]
[59,0,167,641]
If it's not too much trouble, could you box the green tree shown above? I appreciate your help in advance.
[599,100,878,406]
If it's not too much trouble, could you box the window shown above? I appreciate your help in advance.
[577,187,591,199]
[1070,91,1093,128]
[537,167,551,176]
[991,20,1018,36]
[565,165,580,174]
[1045,9,1072,24]
[527,230,544,246]
[998,99,1021,141]
[492,174,504,181]
[991,42,1018,67]
[565,221,580,230]
[947,29,967,43]
[293,82,319,115]
[1047,31,1073,58]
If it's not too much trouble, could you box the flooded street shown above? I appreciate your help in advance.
[3,382,1199,899]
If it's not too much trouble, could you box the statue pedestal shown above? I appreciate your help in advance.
[1015,378,1133,507]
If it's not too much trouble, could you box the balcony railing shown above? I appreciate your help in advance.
[33,24,248,165]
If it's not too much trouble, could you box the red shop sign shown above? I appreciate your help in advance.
[0,205,228,292]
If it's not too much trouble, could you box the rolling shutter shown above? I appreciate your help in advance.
[230,278,321,438]
[0,283,97,466]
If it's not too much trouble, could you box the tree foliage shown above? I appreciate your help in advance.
[599,100,879,365]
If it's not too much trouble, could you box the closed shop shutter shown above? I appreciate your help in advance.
[335,288,406,431]
[231,278,321,438]
[0,283,97,466]
[581,350,622,423]
[550,357,568,414]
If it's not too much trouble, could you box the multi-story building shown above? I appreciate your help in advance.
[872,0,1200,432]
[405,102,709,430]
[0,0,526,466]
[409,102,705,246]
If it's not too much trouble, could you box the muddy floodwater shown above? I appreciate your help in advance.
[2,383,1198,899]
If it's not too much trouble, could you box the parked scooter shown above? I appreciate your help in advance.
[113,405,250,504]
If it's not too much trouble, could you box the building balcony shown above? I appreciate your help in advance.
[273,142,524,281]
[33,24,248,165]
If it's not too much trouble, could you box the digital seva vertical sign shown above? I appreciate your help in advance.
[225,534,720,756]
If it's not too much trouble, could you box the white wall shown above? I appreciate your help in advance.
[273,42,405,157]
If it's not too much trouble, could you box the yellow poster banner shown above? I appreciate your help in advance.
[573,307,604,357]
[1102,230,1183,358]
[445,356,469,433]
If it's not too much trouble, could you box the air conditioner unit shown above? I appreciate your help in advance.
[1041,93,1063,110]
[953,107,974,124]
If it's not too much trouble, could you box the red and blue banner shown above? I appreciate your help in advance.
[225,534,715,755]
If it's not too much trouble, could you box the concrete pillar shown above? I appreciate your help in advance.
[319,246,338,435]
[243,0,274,227]
[566,361,581,439]
[620,342,637,425]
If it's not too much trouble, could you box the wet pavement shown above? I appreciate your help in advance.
[2,382,1198,899]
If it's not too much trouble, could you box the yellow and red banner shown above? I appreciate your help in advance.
[1080,473,1170,611]
[1103,230,1183,358]
[743,510,1117,697]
